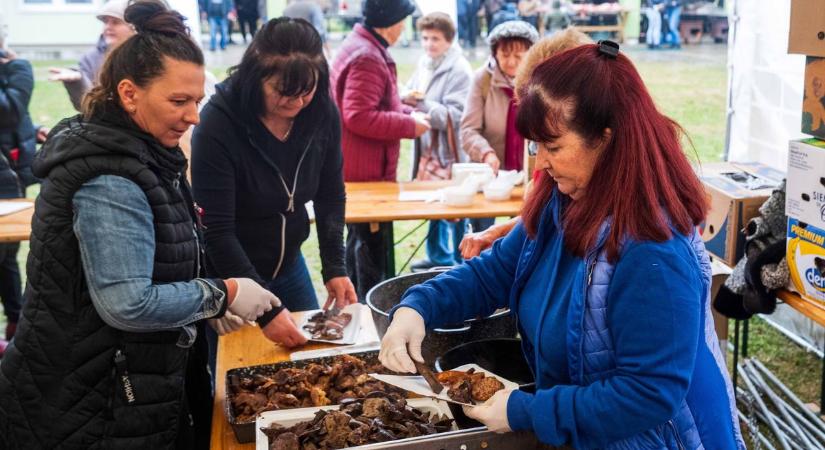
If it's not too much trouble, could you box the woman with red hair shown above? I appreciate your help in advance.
[379,42,744,449]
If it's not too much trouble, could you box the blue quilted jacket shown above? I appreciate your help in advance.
[398,192,745,449]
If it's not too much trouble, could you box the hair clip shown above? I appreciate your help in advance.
[597,40,619,59]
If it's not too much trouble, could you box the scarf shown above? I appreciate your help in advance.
[501,86,524,171]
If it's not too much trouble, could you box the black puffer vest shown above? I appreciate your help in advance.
[0,114,203,449]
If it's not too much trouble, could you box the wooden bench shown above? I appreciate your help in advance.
[570,10,629,43]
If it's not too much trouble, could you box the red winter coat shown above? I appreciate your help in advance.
[331,24,415,182]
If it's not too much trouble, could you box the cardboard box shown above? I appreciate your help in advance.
[697,162,784,266]
[786,139,825,229]
[787,218,825,303]
[788,0,825,57]
[801,57,825,139]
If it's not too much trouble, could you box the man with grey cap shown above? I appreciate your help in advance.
[331,0,430,301]
[48,0,134,111]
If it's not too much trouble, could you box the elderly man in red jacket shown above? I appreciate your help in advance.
[332,0,430,300]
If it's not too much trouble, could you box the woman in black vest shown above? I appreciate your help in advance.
[192,17,357,344]
[0,2,299,448]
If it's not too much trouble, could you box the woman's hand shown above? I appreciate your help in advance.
[323,276,358,310]
[208,311,247,336]
[378,307,426,374]
[482,152,501,173]
[459,218,518,259]
[459,229,499,259]
[463,390,514,433]
[261,308,308,348]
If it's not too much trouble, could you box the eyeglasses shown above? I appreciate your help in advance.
[527,141,538,157]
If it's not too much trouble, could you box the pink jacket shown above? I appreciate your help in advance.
[331,24,416,182]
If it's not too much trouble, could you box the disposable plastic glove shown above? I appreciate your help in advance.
[378,307,426,373]
[463,389,514,433]
[261,308,308,348]
[226,278,280,321]
[208,311,246,336]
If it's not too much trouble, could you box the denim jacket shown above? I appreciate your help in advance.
[72,175,226,346]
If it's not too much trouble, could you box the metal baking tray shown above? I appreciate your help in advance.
[225,350,386,443]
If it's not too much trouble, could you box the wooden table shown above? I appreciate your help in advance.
[345,181,524,277]
[0,200,34,243]
[210,317,334,450]
[345,181,523,224]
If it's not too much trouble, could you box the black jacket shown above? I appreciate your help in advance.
[191,81,347,309]
[0,58,37,199]
[0,112,224,449]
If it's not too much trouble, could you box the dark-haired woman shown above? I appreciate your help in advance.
[379,43,745,449]
[0,2,282,448]
[192,17,357,344]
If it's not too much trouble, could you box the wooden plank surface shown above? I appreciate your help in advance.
[210,317,334,450]
[777,289,825,328]
[345,181,523,223]
[0,200,33,243]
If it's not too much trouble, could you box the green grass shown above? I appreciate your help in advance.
[6,49,821,410]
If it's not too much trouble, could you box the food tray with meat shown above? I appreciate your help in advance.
[297,304,363,344]
[225,351,408,443]
[255,397,457,450]
[368,364,518,407]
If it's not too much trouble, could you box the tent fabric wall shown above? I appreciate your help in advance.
[726,0,805,169]
[726,0,823,353]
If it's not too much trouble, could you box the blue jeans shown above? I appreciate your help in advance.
[645,7,662,47]
[664,6,682,47]
[208,16,229,50]
[469,217,495,234]
[264,253,319,312]
[425,220,466,266]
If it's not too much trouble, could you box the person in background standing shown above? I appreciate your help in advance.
[457,0,482,48]
[331,0,430,300]
[484,0,505,35]
[235,0,259,43]
[0,19,44,359]
[664,0,682,49]
[644,0,664,49]
[403,13,472,271]
[200,0,233,51]
[284,0,330,56]
[460,20,537,234]
[48,0,134,112]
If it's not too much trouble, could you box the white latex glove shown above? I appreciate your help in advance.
[226,278,281,321]
[208,311,247,336]
[463,389,514,433]
[378,307,426,373]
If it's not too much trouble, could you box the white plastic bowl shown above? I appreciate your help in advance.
[442,186,475,207]
[483,182,514,201]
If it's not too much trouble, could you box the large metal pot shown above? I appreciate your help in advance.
[366,269,518,363]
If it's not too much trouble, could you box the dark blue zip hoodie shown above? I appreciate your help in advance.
[191,81,347,321]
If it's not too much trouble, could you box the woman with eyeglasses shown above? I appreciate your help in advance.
[380,42,744,449]
[191,18,357,348]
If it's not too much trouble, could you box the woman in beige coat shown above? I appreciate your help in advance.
[460,20,538,232]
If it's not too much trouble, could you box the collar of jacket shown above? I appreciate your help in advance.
[485,56,514,89]
[354,24,396,67]
[363,24,390,48]
[429,45,463,79]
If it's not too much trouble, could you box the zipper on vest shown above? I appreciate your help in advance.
[667,420,686,450]
[192,227,201,277]
[173,172,181,190]
[114,349,137,404]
